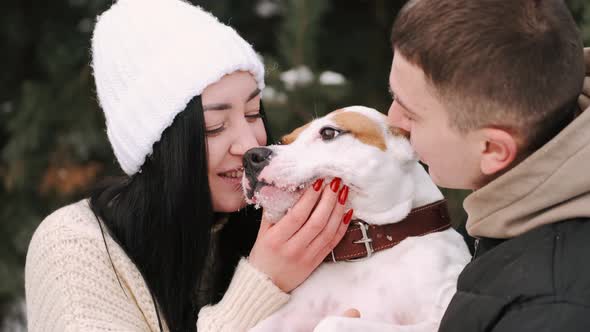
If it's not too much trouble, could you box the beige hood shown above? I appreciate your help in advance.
[464,106,590,239]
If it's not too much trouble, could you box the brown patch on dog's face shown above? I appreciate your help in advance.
[281,123,311,145]
[332,112,387,151]
[389,126,410,139]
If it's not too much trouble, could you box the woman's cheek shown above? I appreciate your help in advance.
[255,122,268,145]
[206,138,224,169]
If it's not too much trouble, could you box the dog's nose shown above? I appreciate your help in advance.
[243,147,273,174]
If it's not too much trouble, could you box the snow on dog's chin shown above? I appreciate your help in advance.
[246,184,305,223]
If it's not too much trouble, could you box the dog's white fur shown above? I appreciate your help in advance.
[244,106,471,332]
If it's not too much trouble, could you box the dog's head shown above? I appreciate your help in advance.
[242,106,423,224]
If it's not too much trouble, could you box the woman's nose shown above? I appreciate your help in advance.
[229,121,261,155]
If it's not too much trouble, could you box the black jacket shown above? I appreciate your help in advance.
[439,218,590,331]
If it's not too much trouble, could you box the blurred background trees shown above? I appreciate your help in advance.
[1,0,589,329]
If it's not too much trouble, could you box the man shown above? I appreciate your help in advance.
[387,0,590,330]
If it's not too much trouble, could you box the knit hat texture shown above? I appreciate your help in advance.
[92,0,265,175]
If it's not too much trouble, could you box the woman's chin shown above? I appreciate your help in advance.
[211,195,248,213]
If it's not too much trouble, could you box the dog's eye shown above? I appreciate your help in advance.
[320,127,341,141]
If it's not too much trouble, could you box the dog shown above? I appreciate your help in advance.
[242,106,471,332]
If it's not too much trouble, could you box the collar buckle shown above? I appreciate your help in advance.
[342,220,374,262]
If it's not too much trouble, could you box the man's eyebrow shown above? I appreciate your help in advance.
[203,88,261,111]
[389,85,418,116]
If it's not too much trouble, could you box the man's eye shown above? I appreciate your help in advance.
[404,111,415,121]
[319,127,342,141]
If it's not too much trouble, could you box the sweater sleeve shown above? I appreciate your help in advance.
[197,258,290,332]
[25,207,156,332]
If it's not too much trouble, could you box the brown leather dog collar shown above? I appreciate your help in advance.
[325,200,452,262]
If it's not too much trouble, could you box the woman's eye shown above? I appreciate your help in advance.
[319,127,341,141]
[245,111,262,122]
[205,124,225,136]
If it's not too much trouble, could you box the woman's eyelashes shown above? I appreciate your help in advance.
[205,123,225,136]
[245,110,262,122]
[205,110,262,136]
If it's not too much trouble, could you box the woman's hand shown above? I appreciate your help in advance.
[248,178,352,292]
[579,47,590,111]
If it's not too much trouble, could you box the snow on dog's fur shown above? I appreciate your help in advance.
[243,106,471,332]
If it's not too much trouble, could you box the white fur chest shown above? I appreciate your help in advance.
[250,229,470,332]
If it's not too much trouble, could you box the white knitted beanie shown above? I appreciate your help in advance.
[92,0,265,175]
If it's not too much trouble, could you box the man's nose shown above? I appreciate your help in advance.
[387,102,411,133]
[243,147,273,174]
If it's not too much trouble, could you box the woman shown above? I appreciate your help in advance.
[24,0,351,331]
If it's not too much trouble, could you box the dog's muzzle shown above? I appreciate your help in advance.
[243,147,273,199]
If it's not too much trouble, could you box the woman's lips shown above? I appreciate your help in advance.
[218,167,244,178]
[218,167,245,193]
[220,176,241,183]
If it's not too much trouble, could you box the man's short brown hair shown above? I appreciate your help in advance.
[391,0,585,152]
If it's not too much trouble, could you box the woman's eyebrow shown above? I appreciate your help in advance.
[247,88,261,102]
[203,88,261,111]
[203,103,231,111]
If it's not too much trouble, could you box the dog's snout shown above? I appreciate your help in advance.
[243,147,273,174]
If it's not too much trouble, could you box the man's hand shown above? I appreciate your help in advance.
[578,47,590,111]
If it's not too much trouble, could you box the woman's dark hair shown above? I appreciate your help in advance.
[90,96,271,331]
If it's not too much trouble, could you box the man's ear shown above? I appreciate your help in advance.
[478,128,518,175]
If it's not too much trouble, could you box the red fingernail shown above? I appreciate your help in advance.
[313,178,324,191]
[330,177,341,192]
[343,209,354,225]
[338,185,349,205]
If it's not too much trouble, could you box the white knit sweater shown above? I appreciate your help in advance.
[25,200,290,331]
